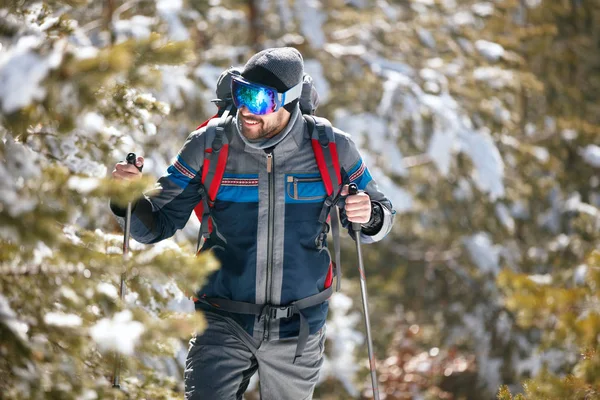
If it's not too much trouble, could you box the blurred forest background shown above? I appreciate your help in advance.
[1,0,599,399]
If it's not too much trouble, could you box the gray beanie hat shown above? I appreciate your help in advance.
[242,47,304,112]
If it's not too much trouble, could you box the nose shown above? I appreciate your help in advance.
[239,106,259,118]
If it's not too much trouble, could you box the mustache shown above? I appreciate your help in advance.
[240,114,261,123]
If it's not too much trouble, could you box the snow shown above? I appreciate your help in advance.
[459,128,505,200]
[80,112,106,134]
[158,66,198,110]
[96,282,119,299]
[462,305,503,393]
[525,0,542,8]
[417,28,436,49]
[304,59,330,104]
[63,225,83,246]
[377,0,399,21]
[323,43,367,59]
[574,264,588,286]
[136,238,183,264]
[150,280,195,313]
[156,0,189,41]
[463,233,502,275]
[423,94,504,198]
[0,36,64,113]
[44,312,83,328]
[475,40,504,62]
[0,139,40,217]
[0,294,29,341]
[206,7,245,26]
[428,129,456,176]
[67,176,100,194]
[564,192,600,217]
[473,67,515,89]
[77,390,98,400]
[32,241,53,265]
[528,274,552,285]
[561,128,578,141]
[318,293,362,397]
[580,145,600,168]
[453,11,476,26]
[516,348,570,377]
[60,287,80,304]
[295,0,327,49]
[453,178,473,201]
[367,54,506,200]
[114,16,154,41]
[333,111,407,176]
[63,156,108,177]
[277,0,293,27]
[89,310,145,355]
[73,47,98,60]
[332,110,412,212]
[548,234,570,252]
[495,203,515,233]
[472,2,494,17]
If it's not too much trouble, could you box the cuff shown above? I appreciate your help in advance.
[361,201,384,236]
[110,199,138,217]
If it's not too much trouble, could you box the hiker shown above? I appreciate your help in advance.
[111,47,395,399]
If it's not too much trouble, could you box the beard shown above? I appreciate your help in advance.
[240,112,286,140]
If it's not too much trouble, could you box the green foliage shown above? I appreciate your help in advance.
[498,251,600,399]
[0,1,215,398]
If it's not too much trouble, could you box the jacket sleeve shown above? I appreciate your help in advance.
[110,128,206,244]
[334,127,395,244]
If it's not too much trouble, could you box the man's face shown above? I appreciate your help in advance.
[238,106,291,140]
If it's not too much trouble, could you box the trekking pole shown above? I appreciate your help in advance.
[112,152,140,389]
[348,183,380,400]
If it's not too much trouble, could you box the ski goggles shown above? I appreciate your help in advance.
[230,75,302,115]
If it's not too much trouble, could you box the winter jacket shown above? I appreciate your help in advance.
[111,106,395,342]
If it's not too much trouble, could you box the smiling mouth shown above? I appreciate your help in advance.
[242,115,260,126]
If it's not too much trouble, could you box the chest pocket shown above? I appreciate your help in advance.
[285,174,327,203]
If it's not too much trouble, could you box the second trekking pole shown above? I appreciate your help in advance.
[112,152,141,389]
[348,183,380,400]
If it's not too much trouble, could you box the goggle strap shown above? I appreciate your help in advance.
[281,81,303,106]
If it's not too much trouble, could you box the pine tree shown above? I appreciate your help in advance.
[0,1,217,398]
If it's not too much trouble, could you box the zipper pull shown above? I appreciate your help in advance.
[266,153,273,173]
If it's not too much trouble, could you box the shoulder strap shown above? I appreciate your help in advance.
[305,115,342,196]
[202,115,232,202]
[194,107,233,253]
[304,115,344,292]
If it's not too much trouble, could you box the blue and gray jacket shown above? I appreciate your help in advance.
[111,106,395,343]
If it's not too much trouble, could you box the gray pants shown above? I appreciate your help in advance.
[185,311,326,400]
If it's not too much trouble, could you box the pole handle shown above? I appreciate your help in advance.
[126,152,143,172]
[348,183,362,232]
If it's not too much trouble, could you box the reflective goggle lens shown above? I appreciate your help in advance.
[231,77,279,115]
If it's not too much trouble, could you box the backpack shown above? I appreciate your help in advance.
[192,68,344,293]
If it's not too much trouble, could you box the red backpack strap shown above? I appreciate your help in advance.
[307,116,342,197]
[194,107,233,252]
[196,113,219,131]
[305,115,343,292]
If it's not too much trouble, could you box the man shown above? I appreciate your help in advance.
[111,47,394,399]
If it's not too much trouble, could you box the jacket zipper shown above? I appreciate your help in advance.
[264,150,275,341]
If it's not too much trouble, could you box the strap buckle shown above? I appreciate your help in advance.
[269,306,293,320]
